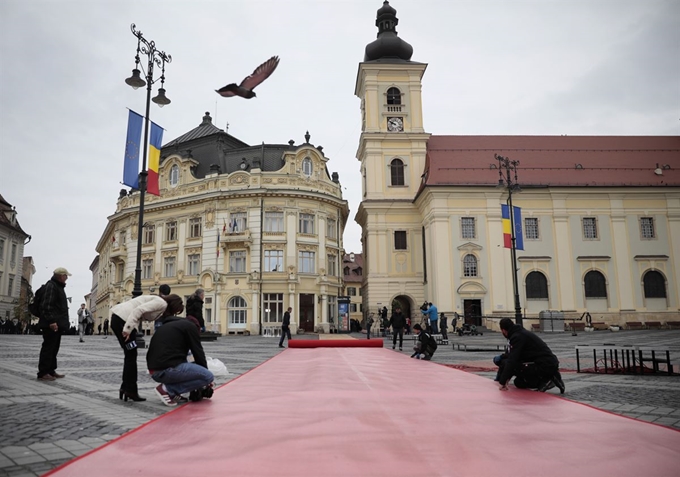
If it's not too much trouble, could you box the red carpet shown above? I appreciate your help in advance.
[46,348,680,477]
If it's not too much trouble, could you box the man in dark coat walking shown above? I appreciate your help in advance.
[497,318,565,393]
[389,307,407,350]
[37,267,71,381]
[279,307,292,348]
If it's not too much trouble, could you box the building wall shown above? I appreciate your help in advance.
[95,145,348,335]
[0,211,28,322]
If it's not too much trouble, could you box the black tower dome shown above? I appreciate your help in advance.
[364,1,413,62]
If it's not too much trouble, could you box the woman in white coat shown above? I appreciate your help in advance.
[110,294,184,401]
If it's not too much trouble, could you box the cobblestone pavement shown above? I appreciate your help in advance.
[1,329,678,476]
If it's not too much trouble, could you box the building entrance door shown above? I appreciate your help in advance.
[463,299,482,326]
[299,294,315,332]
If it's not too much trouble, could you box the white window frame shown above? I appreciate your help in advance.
[461,217,476,239]
[229,212,247,233]
[165,221,177,241]
[327,295,337,324]
[525,217,539,240]
[229,250,247,273]
[228,296,248,326]
[583,217,598,240]
[327,254,337,276]
[163,256,176,277]
[299,213,315,234]
[189,218,202,238]
[298,251,315,273]
[169,165,179,187]
[187,253,200,276]
[0,238,4,264]
[463,254,478,277]
[263,293,284,323]
[640,217,655,239]
[264,211,284,232]
[143,225,155,245]
[264,250,283,272]
[302,157,313,177]
[142,259,153,279]
[326,218,337,240]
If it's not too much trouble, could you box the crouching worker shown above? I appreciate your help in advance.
[497,318,565,393]
[147,315,215,406]
[410,323,438,360]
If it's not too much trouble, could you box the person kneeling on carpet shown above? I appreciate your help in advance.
[147,315,215,406]
[497,318,565,394]
[410,324,437,360]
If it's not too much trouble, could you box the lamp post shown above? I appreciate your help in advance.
[495,154,523,327]
[125,23,172,300]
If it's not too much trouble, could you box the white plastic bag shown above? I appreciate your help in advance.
[207,356,229,376]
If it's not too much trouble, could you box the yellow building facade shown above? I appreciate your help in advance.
[355,2,680,328]
[95,115,348,335]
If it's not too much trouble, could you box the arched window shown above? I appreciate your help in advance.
[463,254,478,277]
[643,270,666,298]
[526,271,548,299]
[390,158,405,186]
[584,270,607,298]
[302,157,313,177]
[169,164,179,187]
[386,87,401,105]
[228,296,248,325]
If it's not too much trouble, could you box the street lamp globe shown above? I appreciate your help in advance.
[152,88,171,107]
[125,68,146,89]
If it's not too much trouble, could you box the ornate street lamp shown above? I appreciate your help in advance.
[125,24,172,301]
[495,154,523,327]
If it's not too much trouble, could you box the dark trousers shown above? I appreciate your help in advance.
[513,360,559,389]
[278,326,291,346]
[430,320,439,334]
[111,314,139,392]
[38,329,61,377]
[392,328,404,348]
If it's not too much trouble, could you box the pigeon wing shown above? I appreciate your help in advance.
[215,83,240,97]
[239,56,280,91]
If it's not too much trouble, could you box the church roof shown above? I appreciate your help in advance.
[422,135,680,190]
[364,1,414,62]
[0,194,28,236]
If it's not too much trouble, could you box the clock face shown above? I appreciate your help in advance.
[387,117,404,132]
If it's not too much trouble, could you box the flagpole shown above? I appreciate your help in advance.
[496,154,523,327]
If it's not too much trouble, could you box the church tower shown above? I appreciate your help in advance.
[355,1,430,318]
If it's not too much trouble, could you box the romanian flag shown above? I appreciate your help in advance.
[147,122,163,196]
[501,204,524,251]
[122,110,143,189]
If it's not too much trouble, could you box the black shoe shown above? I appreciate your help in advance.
[38,374,56,381]
[278,345,285,348]
[119,389,147,402]
[51,372,65,379]
[553,374,566,394]
[392,346,395,350]
[399,347,402,351]
[538,380,555,392]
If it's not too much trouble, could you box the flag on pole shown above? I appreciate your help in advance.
[122,110,143,189]
[217,229,220,258]
[501,204,524,250]
[147,122,164,196]
[222,219,227,234]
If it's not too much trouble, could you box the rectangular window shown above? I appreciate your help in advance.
[298,251,315,273]
[263,293,284,323]
[189,218,202,238]
[350,303,357,313]
[165,221,177,241]
[0,238,4,263]
[640,217,655,239]
[7,275,14,295]
[205,297,212,324]
[583,217,598,239]
[187,254,200,275]
[525,217,539,240]
[10,243,17,263]
[327,254,337,276]
[394,230,407,250]
[117,264,124,282]
[264,250,283,272]
[461,217,476,239]
[264,211,284,232]
[299,213,315,234]
[164,256,176,277]
[229,212,247,233]
[327,296,337,325]
[358,288,362,296]
[118,232,126,246]
[143,225,155,245]
[326,219,337,240]
[229,250,246,273]
[347,287,356,296]
[142,259,153,279]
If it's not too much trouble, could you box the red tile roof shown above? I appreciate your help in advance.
[422,136,680,190]
[342,253,363,284]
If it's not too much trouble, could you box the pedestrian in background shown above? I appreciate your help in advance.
[421,302,439,334]
[37,267,71,381]
[77,303,91,343]
[279,307,292,348]
[366,313,375,339]
[389,306,406,351]
[186,288,206,332]
[103,318,109,337]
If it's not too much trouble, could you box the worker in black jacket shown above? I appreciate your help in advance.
[389,306,407,350]
[410,324,437,360]
[147,316,214,406]
[37,267,71,381]
[497,318,565,393]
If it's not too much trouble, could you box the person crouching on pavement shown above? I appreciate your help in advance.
[410,324,438,360]
[147,314,215,406]
[497,318,565,393]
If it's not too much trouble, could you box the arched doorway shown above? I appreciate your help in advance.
[391,295,413,323]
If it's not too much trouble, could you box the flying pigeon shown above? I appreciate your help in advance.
[216,56,280,99]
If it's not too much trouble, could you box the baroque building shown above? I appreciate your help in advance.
[95,113,348,335]
[0,194,30,323]
[356,2,680,327]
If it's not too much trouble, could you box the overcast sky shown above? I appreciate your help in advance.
[1,0,678,321]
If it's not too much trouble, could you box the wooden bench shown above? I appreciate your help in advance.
[591,322,609,331]
[626,321,645,330]
[568,322,586,333]
[453,342,507,352]
[645,321,663,330]
[667,321,680,330]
